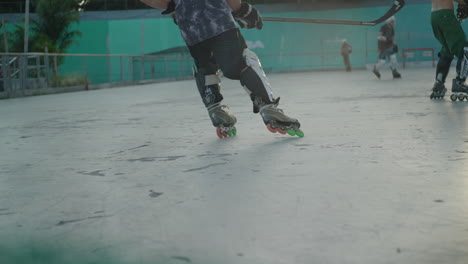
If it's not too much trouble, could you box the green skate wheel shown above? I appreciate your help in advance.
[295,130,304,137]
[232,128,237,135]
[286,130,296,136]
[227,130,233,136]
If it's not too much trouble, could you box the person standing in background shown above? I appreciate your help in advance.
[341,39,352,72]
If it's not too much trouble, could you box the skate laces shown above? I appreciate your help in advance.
[207,103,232,115]
[207,103,222,112]
[259,103,283,114]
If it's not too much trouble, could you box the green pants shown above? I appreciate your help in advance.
[431,9,466,58]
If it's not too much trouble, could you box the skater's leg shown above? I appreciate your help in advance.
[240,49,276,111]
[188,41,224,107]
[373,51,386,79]
[343,54,351,72]
[455,43,468,81]
[188,40,237,137]
[241,49,303,135]
[389,53,401,79]
[211,29,275,109]
[430,54,452,99]
[240,49,302,136]
[430,10,458,99]
[193,65,223,107]
[451,43,468,100]
[436,54,453,84]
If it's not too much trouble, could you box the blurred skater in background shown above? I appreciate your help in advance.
[372,16,402,79]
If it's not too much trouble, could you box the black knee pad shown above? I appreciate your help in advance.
[220,62,242,80]
[194,67,223,107]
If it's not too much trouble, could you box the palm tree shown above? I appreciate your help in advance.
[32,0,82,55]
[4,0,82,55]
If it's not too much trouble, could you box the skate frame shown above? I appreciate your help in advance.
[263,0,405,26]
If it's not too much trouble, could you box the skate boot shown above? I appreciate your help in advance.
[207,103,237,138]
[392,69,402,79]
[259,98,304,137]
[430,82,447,100]
[450,78,468,101]
[372,66,381,79]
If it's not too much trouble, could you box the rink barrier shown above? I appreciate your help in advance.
[402,48,435,69]
[0,48,436,98]
[0,52,194,98]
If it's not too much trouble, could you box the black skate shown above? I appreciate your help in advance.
[392,69,401,79]
[450,78,468,101]
[372,66,381,79]
[259,98,304,137]
[430,82,446,100]
[207,103,237,138]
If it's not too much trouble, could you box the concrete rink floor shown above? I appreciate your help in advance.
[0,67,467,264]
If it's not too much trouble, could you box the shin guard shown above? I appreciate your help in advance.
[194,67,223,107]
[240,49,276,113]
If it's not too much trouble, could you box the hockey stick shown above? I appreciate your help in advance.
[263,0,405,26]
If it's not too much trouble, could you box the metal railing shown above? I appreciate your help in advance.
[0,48,435,98]
[0,52,195,95]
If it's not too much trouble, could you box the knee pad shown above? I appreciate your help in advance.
[240,49,275,111]
[194,67,223,107]
[220,59,241,80]
[457,43,468,79]
[436,56,453,83]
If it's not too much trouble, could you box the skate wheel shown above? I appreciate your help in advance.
[216,127,224,138]
[430,94,434,99]
[450,94,457,101]
[295,130,305,137]
[286,130,296,136]
[216,127,228,138]
[459,94,465,101]
[277,128,287,135]
[217,127,237,138]
[266,124,277,133]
